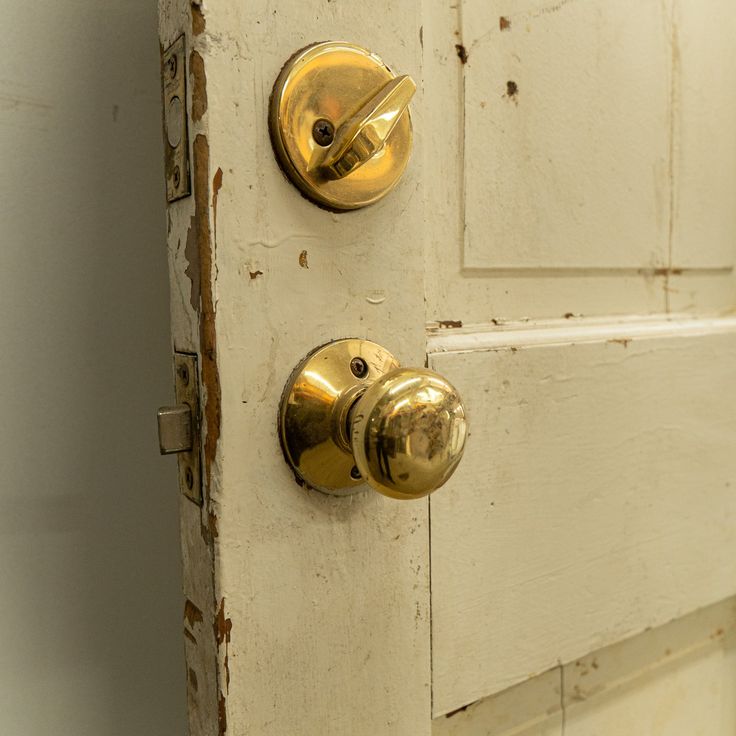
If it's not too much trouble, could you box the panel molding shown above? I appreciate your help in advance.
[428,314,736,354]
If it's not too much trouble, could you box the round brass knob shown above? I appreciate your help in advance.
[351,368,467,500]
[279,340,467,499]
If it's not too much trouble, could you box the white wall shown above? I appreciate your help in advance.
[0,2,186,734]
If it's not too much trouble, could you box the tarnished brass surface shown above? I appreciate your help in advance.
[279,340,468,500]
[269,42,415,210]
[351,369,467,500]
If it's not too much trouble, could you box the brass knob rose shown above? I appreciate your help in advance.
[279,339,468,500]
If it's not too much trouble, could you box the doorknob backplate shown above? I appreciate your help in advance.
[269,42,415,211]
[279,339,400,496]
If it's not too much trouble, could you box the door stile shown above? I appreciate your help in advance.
[159,1,433,734]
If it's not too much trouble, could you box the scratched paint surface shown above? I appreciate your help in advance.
[433,598,736,735]
[422,0,736,324]
[430,332,736,715]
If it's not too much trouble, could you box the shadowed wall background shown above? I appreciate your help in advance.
[0,1,187,733]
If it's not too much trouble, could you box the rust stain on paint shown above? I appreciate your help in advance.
[299,250,309,269]
[249,269,264,280]
[185,599,204,627]
[190,50,208,121]
[500,16,512,30]
[438,319,463,329]
[506,80,519,100]
[455,43,468,64]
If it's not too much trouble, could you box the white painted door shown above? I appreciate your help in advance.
[158,0,736,734]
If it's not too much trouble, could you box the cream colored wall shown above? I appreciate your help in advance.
[0,2,186,733]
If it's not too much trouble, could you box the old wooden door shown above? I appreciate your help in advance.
[158,0,736,733]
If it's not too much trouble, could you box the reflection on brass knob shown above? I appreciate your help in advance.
[269,42,416,211]
[279,339,467,500]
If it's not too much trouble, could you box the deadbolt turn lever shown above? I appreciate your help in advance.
[279,339,468,500]
[310,75,416,180]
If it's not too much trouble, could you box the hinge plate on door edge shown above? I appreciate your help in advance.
[162,35,191,202]
[174,352,202,505]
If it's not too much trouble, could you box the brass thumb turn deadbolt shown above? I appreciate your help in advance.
[269,42,416,211]
[279,339,468,500]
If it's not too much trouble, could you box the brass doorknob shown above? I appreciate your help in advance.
[279,339,467,500]
[269,42,416,211]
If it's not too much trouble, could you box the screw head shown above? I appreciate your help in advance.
[167,55,178,79]
[350,466,362,480]
[178,364,189,385]
[350,357,369,379]
[312,118,335,147]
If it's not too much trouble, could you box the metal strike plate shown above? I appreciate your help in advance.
[162,35,190,202]
[173,352,202,505]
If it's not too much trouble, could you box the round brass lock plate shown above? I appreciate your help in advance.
[279,339,400,495]
[269,42,414,211]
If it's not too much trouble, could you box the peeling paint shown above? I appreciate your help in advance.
[190,50,208,122]
[215,598,233,730]
[191,134,221,497]
[185,599,204,627]
[208,511,219,539]
[218,693,227,735]
[455,43,468,64]
[215,598,233,646]
[192,3,206,35]
[445,701,473,718]
[184,224,201,311]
